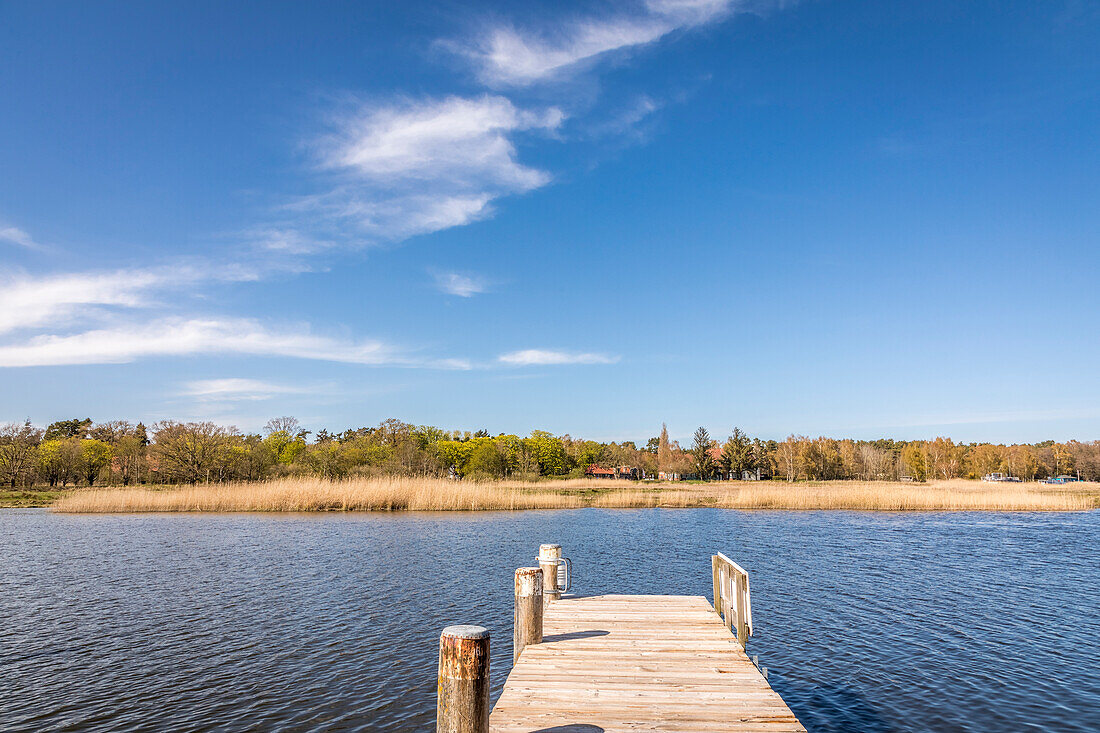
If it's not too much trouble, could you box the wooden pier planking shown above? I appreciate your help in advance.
[490,594,805,733]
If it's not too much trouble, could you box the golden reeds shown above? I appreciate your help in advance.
[51,476,1095,513]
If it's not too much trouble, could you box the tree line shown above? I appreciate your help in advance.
[0,416,1096,488]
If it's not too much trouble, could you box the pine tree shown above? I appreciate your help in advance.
[690,426,715,480]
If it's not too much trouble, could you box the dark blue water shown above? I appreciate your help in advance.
[1,509,1097,732]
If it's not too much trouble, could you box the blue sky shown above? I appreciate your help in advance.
[1,0,1098,444]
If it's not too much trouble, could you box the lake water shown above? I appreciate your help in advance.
[1,509,1097,732]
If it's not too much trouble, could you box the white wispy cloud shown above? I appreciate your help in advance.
[246,227,336,255]
[322,95,561,188]
[290,95,563,244]
[0,225,43,250]
[458,0,742,87]
[0,261,300,335]
[182,378,315,401]
[0,268,165,335]
[587,95,663,140]
[0,317,469,369]
[434,271,488,297]
[498,349,620,366]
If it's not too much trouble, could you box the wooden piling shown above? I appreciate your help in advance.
[513,567,544,663]
[538,543,562,605]
[436,625,490,733]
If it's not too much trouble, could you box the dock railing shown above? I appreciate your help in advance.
[712,551,754,647]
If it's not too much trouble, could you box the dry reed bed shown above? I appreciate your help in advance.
[51,477,1095,513]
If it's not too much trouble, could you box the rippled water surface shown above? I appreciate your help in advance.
[2,509,1098,732]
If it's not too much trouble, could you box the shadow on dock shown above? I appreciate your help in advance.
[539,630,609,643]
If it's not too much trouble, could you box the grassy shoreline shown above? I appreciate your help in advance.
[48,477,1097,513]
[1,489,68,508]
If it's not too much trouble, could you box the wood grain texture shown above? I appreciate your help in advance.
[514,567,544,663]
[489,595,805,733]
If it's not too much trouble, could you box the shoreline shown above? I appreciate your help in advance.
[45,477,1098,513]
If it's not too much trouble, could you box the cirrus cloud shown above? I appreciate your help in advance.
[456,0,743,87]
[0,225,44,250]
[286,95,564,245]
[498,348,620,366]
[182,378,316,401]
[0,317,470,369]
[434,271,488,297]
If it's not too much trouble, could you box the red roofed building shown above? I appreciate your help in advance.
[584,465,616,478]
[584,464,640,480]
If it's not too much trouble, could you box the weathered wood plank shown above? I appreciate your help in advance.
[489,595,804,732]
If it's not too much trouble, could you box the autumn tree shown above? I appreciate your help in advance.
[90,420,135,444]
[968,443,1003,478]
[265,416,302,437]
[151,421,237,483]
[0,421,42,488]
[657,423,672,474]
[926,437,964,479]
[113,435,147,485]
[776,436,801,481]
[902,443,927,481]
[1004,444,1039,480]
[56,438,84,486]
[1052,443,1075,476]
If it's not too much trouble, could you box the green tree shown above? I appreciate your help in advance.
[44,418,92,441]
[37,439,65,487]
[263,430,305,465]
[689,427,715,480]
[526,431,569,476]
[80,439,113,486]
[720,428,752,479]
[466,438,508,478]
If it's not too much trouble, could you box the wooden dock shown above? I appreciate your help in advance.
[490,589,804,731]
[437,552,805,733]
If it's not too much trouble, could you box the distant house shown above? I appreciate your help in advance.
[585,465,616,478]
[709,446,729,480]
[585,464,639,480]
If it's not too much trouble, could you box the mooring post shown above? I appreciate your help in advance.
[538,543,562,605]
[513,567,544,663]
[436,625,490,733]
